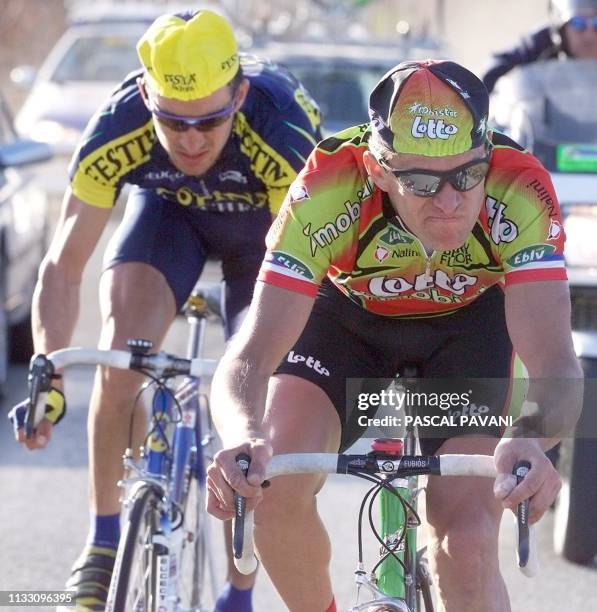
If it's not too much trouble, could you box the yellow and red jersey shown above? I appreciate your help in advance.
[259,127,566,318]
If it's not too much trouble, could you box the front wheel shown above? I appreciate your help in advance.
[416,553,434,611]
[106,484,162,612]
[177,472,213,609]
[553,358,597,564]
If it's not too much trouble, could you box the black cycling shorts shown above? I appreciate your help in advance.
[275,282,516,455]
[103,187,271,338]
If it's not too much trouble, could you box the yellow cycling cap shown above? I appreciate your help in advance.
[137,10,239,101]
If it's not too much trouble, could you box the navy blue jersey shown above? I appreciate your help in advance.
[69,55,322,214]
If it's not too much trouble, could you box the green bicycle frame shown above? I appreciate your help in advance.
[376,371,421,609]
[377,474,418,607]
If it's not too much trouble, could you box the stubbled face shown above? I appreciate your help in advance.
[144,79,248,176]
[564,13,597,58]
[364,144,490,252]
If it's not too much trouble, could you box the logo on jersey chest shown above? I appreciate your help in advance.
[379,227,414,245]
[219,170,248,184]
[156,186,267,212]
[374,246,389,262]
[439,244,473,267]
[373,245,419,262]
[368,270,478,297]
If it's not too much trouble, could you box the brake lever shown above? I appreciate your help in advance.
[513,460,531,568]
[25,353,55,439]
[233,453,251,559]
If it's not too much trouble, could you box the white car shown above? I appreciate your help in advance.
[0,93,52,392]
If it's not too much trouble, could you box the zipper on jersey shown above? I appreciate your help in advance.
[413,235,435,279]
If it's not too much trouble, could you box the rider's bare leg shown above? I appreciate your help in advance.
[425,436,510,612]
[254,374,341,612]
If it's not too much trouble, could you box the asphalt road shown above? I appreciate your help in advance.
[1,215,596,612]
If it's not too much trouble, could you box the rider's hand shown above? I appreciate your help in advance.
[206,436,272,520]
[493,437,561,524]
[8,388,66,450]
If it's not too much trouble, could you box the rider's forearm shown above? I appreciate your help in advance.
[32,258,81,355]
[506,357,584,447]
[211,351,270,447]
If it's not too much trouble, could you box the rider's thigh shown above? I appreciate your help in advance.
[97,261,177,350]
[265,373,342,454]
[425,436,502,547]
[257,374,341,511]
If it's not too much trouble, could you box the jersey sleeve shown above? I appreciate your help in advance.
[258,146,362,296]
[486,157,567,285]
[236,62,323,215]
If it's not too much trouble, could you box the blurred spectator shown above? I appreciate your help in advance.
[482,0,597,92]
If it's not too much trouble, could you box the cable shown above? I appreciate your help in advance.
[346,468,418,573]
[368,482,409,576]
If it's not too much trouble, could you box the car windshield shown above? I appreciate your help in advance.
[51,34,140,82]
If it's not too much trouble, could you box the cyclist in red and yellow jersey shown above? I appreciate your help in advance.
[207,60,583,612]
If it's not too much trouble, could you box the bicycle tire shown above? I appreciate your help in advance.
[177,473,210,608]
[416,560,434,612]
[106,484,162,612]
[553,357,597,565]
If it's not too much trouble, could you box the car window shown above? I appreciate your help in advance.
[51,35,140,82]
[286,62,390,132]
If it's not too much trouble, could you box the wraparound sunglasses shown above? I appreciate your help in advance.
[138,78,237,132]
[379,150,492,197]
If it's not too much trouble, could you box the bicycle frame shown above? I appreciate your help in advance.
[118,293,219,611]
[373,372,424,610]
[21,292,221,611]
[374,435,420,607]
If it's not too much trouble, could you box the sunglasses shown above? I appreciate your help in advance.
[139,79,237,132]
[567,15,597,31]
[380,153,492,197]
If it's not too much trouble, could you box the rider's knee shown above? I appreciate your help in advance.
[428,513,499,572]
[90,363,145,414]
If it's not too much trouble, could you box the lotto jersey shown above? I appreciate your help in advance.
[69,55,322,214]
[259,127,567,318]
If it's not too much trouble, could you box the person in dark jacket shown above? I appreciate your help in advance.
[482,0,597,92]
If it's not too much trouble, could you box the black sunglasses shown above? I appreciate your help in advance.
[380,151,492,197]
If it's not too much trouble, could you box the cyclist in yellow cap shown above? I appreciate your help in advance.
[13,9,321,611]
